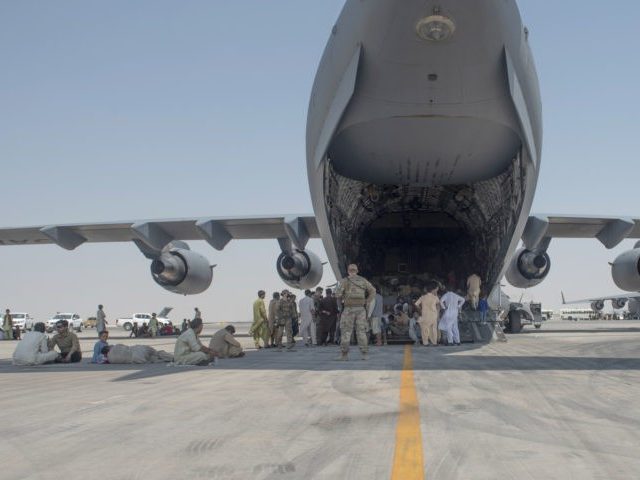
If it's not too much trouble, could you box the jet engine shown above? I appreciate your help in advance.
[611,298,627,310]
[611,249,640,292]
[150,245,213,295]
[276,249,323,290]
[505,248,551,289]
[590,300,604,312]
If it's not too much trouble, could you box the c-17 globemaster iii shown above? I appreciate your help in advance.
[2,0,640,335]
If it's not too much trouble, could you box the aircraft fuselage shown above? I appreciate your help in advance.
[307,0,542,293]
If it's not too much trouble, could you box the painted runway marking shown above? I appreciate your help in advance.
[391,345,425,480]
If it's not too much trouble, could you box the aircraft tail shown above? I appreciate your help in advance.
[158,306,173,318]
[561,291,567,305]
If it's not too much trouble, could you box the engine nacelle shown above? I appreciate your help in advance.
[151,247,213,295]
[611,298,627,310]
[590,300,605,312]
[505,248,551,289]
[611,249,640,292]
[276,249,323,290]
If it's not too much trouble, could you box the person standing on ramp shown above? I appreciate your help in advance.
[335,264,376,361]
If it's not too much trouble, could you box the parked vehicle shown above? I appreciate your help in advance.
[84,317,97,329]
[505,302,545,333]
[116,309,172,331]
[46,313,83,333]
[559,308,594,321]
[10,312,35,331]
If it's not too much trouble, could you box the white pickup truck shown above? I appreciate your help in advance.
[116,308,172,331]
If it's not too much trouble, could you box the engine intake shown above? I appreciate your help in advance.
[505,248,551,289]
[151,247,213,295]
[611,249,640,292]
[276,249,323,290]
[611,298,627,310]
[590,300,604,312]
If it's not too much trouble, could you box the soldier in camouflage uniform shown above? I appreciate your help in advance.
[335,264,376,360]
[275,290,296,352]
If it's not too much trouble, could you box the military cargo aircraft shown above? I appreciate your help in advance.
[1,1,640,329]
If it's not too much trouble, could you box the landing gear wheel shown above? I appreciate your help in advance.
[507,311,523,334]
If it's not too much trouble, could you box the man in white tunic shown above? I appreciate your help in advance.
[12,323,59,366]
[440,290,466,346]
[173,318,216,365]
[408,312,420,344]
[298,290,316,346]
[370,291,384,346]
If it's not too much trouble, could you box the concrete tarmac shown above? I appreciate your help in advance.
[0,320,639,480]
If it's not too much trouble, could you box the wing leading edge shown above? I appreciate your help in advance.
[561,291,640,305]
[522,214,640,251]
[0,215,319,253]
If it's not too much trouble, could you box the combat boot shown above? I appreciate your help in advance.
[361,352,369,361]
[334,351,348,361]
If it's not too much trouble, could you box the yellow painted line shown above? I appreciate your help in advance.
[391,345,425,480]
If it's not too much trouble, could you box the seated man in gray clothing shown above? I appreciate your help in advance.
[209,325,244,359]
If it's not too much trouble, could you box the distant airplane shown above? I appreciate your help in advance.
[2,2,640,334]
[561,292,640,315]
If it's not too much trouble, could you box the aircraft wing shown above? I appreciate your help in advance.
[561,291,640,305]
[0,215,320,253]
[523,215,640,250]
[158,307,173,318]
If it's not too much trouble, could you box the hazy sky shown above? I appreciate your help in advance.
[1,1,639,323]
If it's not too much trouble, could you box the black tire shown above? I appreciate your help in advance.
[535,324,541,329]
[507,311,523,334]
[123,322,132,331]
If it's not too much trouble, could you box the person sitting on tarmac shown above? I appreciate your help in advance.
[12,322,59,366]
[173,318,216,365]
[129,322,139,338]
[408,312,421,344]
[92,330,109,363]
[388,313,409,337]
[138,324,150,338]
[49,320,82,363]
[209,325,244,359]
[160,323,174,336]
[103,344,173,364]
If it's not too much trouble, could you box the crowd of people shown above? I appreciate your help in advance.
[247,265,489,360]
[10,304,245,367]
[7,263,490,366]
